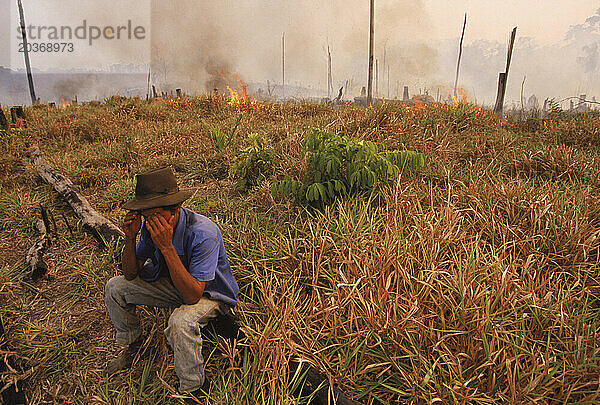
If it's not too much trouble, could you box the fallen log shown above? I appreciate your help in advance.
[30,146,124,245]
[25,218,48,281]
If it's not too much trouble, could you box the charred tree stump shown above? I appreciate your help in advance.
[10,106,26,127]
[152,85,158,99]
[30,146,124,245]
[26,217,48,281]
[494,72,507,114]
[176,88,182,98]
[0,106,8,131]
[333,87,343,103]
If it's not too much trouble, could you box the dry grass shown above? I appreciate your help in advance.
[0,97,599,404]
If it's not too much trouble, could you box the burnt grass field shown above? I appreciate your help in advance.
[0,96,599,404]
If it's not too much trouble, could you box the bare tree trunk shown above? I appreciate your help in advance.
[521,75,526,111]
[327,45,333,99]
[387,65,390,99]
[17,0,36,104]
[367,0,374,105]
[146,69,151,100]
[375,59,379,98]
[282,33,285,99]
[494,27,517,117]
[454,13,467,99]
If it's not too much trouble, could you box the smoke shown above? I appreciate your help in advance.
[52,75,97,96]
[147,2,600,104]
[432,7,600,107]
[149,0,436,94]
[566,8,600,41]
[3,1,600,104]
[565,8,600,79]
[577,43,599,74]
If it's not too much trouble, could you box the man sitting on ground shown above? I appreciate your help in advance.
[104,167,239,398]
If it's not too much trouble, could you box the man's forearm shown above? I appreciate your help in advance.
[122,238,139,280]
[161,245,205,304]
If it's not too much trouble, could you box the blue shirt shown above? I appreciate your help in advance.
[135,207,239,307]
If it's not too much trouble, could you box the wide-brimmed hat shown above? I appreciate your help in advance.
[121,167,194,210]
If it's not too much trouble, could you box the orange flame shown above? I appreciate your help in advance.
[450,88,469,107]
[226,85,241,104]
[163,96,191,110]
[219,71,257,110]
[228,83,256,109]
[457,88,469,103]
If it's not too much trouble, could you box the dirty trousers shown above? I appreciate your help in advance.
[105,275,229,392]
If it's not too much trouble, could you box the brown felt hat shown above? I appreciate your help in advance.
[121,167,194,210]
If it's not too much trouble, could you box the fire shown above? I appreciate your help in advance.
[457,88,469,103]
[451,88,469,107]
[220,71,258,110]
[227,82,257,109]
[165,97,190,110]
[60,97,70,109]
[226,85,242,105]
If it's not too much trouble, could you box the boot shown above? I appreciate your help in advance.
[104,335,145,376]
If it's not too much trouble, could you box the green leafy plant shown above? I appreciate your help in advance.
[272,129,425,205]
[230,133,277,189]
[204,113,242,152]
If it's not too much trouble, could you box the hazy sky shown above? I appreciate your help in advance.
[2,0,597,66]
[2,0,599,104]
[424,0,597,44]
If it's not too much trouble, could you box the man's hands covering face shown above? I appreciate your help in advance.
[145,211,177,252]
[122,211,142,240]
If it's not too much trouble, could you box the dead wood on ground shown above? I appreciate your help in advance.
[30,146,124,245]
[25,217,48,281]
